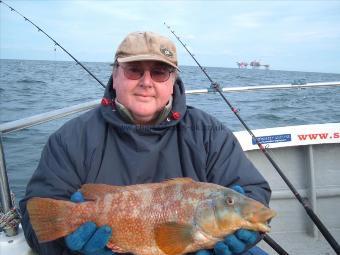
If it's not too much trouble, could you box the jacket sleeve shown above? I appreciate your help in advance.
[205,124,271,206]
[19,125,86,255]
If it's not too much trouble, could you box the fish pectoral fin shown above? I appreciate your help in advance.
[154,222,194,255]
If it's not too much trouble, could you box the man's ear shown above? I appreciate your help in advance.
[171,72,178,86]
[112,68,118,89]
[112,68,118,78]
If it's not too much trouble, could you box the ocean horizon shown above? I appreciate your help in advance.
[1,58,340,75]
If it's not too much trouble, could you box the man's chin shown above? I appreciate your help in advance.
[131,111,158,124]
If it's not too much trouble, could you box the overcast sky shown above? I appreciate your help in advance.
[1,0,339,73]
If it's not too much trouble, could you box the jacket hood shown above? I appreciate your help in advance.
[100,75,187,131]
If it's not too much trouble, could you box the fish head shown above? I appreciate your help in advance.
[194,188,276,238]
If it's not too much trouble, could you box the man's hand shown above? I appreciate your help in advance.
[195,185,259,255]
[213,229,259,255]
[64,191,114,255]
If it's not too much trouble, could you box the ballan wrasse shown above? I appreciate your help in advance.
[27,178,276,255]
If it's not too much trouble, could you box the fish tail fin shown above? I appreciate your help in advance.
[27,197,85,242]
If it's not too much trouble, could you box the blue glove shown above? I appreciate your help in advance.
[195,185,259,255]
[213,229,259,255]
[64,191,114,255]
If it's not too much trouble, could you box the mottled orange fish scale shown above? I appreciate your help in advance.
[80,180,223,254]
[27,178,276,255]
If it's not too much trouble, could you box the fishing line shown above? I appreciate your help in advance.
[0,0,106,89]
[53,46,57,80]
[164,23,340,255]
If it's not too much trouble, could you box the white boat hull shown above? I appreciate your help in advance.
[235,123,340,254]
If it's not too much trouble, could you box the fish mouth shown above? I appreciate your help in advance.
[245,206,277,233]
[257,207,277,221]
[253,222,271,233]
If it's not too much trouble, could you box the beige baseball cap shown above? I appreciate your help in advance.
[114,31,179,70]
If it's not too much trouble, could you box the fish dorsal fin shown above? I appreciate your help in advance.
[154,222,194,255]
[163,178,194,185]
[80,183,121,200]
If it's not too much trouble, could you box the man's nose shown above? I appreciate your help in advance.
[140,70,153,87]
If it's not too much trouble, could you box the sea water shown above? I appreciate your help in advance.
[1,59,340,200]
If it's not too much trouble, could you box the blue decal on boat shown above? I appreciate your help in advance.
[252,134,291,145]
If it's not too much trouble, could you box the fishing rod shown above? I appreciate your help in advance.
[263,234,289,255]
[164,23,340,255]
[0,0,106,89]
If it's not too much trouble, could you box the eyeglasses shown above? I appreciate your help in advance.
[118,63,175,82]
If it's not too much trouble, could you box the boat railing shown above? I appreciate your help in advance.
[1,81,340,134]
[1,81,340,237]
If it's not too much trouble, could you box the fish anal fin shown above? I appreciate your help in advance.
[107,242,125,253]
[80,184,121,200]
[154,222,194,255]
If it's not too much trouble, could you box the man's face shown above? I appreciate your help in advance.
[112,60,176,124]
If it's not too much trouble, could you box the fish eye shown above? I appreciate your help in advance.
[226,196,234,205]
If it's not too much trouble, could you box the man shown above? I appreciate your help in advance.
[20,31,271,255]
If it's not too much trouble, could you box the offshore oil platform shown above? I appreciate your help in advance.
[237,60,270,70]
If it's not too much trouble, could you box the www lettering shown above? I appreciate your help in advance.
[297,133,332,140]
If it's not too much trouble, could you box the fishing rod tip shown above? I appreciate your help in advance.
[163,22,171,29]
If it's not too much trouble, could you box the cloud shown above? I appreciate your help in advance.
[73,1,144,21]
[230,12,270,29]
[1,0,339,73]
[283,27,340,43]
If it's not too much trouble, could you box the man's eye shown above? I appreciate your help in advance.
[128,67,142,73]
[152,69,167,75]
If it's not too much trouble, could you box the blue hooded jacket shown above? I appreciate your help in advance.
[19,76,271,254]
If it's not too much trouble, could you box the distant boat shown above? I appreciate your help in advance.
[237,60,270,69]
[236,61,249,68]
[250,60,270,70]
